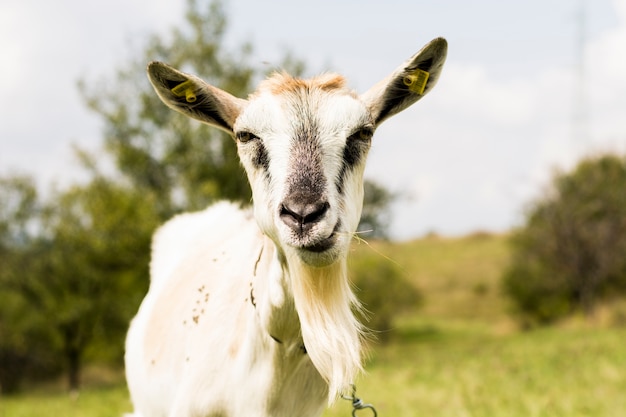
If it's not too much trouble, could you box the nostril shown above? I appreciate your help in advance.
[280,204,303,230]
[303,201,329,224]
[280,200,329,232]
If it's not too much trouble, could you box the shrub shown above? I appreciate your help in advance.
[503,153,626,325]
[350,249,422,342]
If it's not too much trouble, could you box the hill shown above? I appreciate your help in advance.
[4,233,626,417]
[359,232,511,324]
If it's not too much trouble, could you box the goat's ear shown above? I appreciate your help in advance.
[147,62,247,134]
[361,37,447,126]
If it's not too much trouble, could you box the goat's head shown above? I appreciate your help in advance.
[147,38,447,268]
[147,38,447,400]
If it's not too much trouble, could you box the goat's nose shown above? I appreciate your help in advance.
[280,196,329,233]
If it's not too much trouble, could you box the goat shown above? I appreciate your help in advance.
[125,37,447,417]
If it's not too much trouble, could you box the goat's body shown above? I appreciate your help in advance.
[127,37,447,417]
[126,202,327,417]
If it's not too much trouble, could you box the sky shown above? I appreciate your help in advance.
[1,0,625,240]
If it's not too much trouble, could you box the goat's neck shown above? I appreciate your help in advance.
[253,236,361,400]
[252,237,300,347]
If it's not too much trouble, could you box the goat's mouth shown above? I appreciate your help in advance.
[302,232,337,253]
[293,227,342,267]
[300,223,341,253]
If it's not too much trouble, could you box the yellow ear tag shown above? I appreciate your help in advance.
[171,80,197,103]
[403,68,430,95]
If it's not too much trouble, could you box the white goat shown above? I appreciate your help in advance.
[125,37,447,417]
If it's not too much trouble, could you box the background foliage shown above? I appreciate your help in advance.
[503,153,626,326]
[2,0,626,411]
[350,248,421,342]
[78,0,257,215]
[4,235,626,417]
[0,0,397,393]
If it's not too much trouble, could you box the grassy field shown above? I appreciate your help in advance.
[1,384,131,417]
[323,318,626,417]
[3,234,626,417]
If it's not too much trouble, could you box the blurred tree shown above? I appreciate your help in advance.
[1,0,399,393]
[0,176,59,393]
[79,0,394,234]
[503,153,626,325]
[349,249,421,342]
[0,176,159,392]
[0,176,38,245]
[358,180,398,239]
[38,179,159,391]
[80,0,268,217]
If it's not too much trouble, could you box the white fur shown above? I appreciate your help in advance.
[126,204,328,417]
[126,37,447,417]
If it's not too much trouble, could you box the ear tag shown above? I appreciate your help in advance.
[403,68,430,95]
[171,80,197,103]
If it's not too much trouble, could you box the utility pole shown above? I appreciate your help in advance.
[572,0,589,151]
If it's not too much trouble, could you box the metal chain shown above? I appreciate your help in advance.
[341,384,377,417]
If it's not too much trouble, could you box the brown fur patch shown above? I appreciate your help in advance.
[256,72,352,97]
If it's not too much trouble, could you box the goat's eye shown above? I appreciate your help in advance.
[236,131,259,143]
[348,127,374,142]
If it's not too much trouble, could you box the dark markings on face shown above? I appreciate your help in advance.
[235,130,272,185]
[251,140,273,186]
[286,105,327,199]
[251,140,270,172]
[336,131,371,195]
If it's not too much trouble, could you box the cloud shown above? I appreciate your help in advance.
[372,1,626,239]
[0,0,187,188]
[1,0,623,240]
[0,5,24,88]
[586,0,626,144]
[435,64,536,126]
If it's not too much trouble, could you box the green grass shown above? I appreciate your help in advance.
[323,318,626,417]
[360,233,512,322]
[1,384,132,417]
[4,234,626,417]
